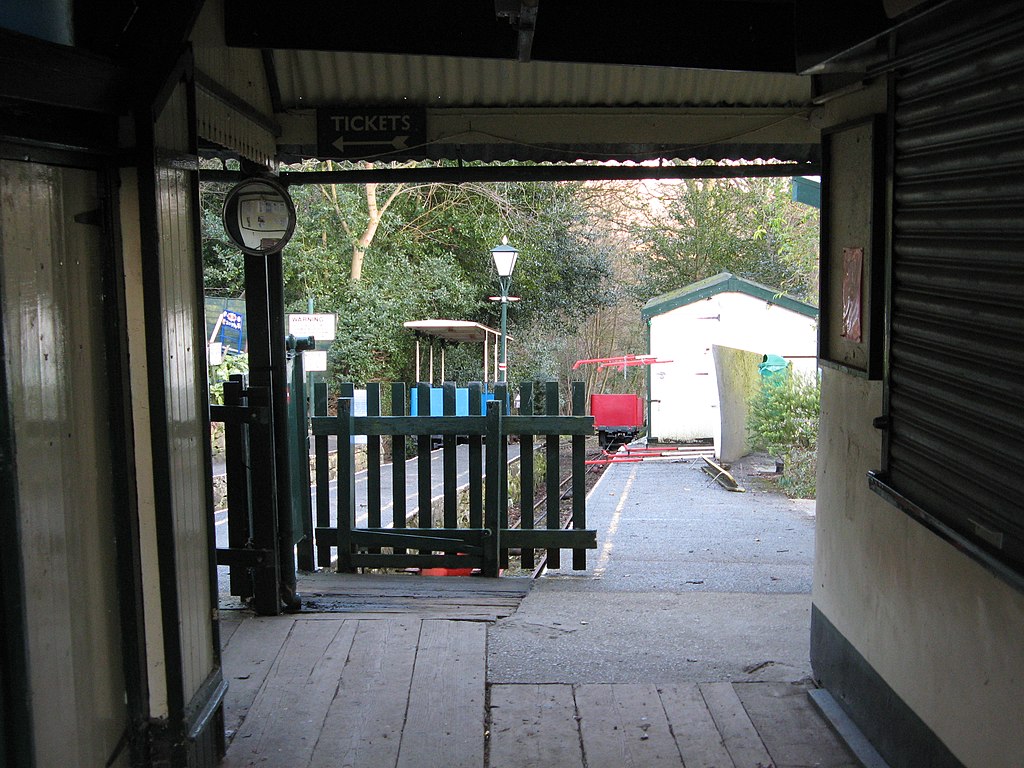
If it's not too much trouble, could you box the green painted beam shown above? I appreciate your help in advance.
[503,529,597,549]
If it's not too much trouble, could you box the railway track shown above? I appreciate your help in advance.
[525,448,606,578]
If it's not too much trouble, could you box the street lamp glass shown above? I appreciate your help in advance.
[491,240,519,277]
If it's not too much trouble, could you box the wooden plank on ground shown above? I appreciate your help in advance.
[294,609,513,622]
[223,619,357,768]
[658,684,735,768]
[575,684,683,768]
[734,682,858,768]
[298,594,522,622]
[489,684,583,768]
[309,617,421,768]
[296,571,533,597]
[220,616,297,739]
[699,682,774,768]
[396,620,487,768]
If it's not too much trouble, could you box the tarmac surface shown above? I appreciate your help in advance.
[488,455,818,685]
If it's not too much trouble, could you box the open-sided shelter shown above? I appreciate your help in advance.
[2,1,1023,766]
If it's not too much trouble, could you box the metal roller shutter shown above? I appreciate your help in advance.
[885,1,1024,574]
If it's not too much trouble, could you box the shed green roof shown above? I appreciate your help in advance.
[641,272,818,321]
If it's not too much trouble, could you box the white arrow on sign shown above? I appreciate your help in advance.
[332,135,410,153]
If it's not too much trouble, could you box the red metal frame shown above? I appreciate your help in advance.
[572,354,672,371]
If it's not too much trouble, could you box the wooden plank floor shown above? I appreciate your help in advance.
[490,682,858,768]
[223,616,487,768]
[221,614,857,768]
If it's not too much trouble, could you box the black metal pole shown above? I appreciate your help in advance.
[267,252,300,611]
[243,252,282,615]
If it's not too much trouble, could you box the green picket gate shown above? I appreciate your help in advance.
[310,380,596,576]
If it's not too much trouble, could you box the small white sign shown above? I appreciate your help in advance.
[303,350,328,372]
[288,313,337,341]
[208,341,224,366]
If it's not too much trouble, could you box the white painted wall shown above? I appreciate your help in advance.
[815,367,1024,767]
[648,292,817,443]
[814,77,1024,767]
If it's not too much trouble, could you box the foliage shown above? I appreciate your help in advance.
[779,446,817,501]
[253,172,618,388]
[747,368,820,498]
[627,174,819,304]
[208,353,250,405]
[201,183,246,297]
[199,165,818,401]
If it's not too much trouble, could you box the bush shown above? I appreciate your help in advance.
[208,352,250,405]
[747,368,820,498]
[208,353,250,459]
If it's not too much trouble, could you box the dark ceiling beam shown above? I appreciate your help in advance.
[199,161,819,186]
[0,28,128,113]
[74,0,206,107]
[224,0,798,73]
[793,0,934,73]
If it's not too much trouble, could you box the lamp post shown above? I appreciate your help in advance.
[490,237,519,383]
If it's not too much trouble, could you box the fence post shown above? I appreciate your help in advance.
[518,381,535,571]
[366,383,382,554]
[293,353,314,572]
[415,383,432,551]
[468,382,484,530]
[442,382,458,529]
[247,384,282,614]
[335,392,356,573]
[544,380,561,570]
[494,383,509,569]
[483,398,503,577]
[572,380,588,570]
[391,383,407,555]
[223,375,252,598]
[313,382,331,568]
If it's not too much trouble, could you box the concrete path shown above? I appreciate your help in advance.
[489,456,818,684]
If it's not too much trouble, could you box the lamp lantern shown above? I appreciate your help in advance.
[490,237,519,383]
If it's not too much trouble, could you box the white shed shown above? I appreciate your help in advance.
[642,273,818,448]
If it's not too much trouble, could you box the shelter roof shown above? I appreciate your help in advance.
[188,0,824,169]
[403,320,511,344]
[641,272,818,321]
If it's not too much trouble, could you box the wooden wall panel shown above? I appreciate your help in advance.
[0,160,128,767]
[153,84,217,701]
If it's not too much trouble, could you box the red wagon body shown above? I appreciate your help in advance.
[590,393,645,448]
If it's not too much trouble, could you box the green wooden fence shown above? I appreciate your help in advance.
[310,380,596,577]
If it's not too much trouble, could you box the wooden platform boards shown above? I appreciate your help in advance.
[489,681,857,768]
[221,616,856,767]
[221,615,488,768]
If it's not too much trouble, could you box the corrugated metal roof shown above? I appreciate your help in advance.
[190,3,817,166]
[272,50,813,110]
[642,272,818,320]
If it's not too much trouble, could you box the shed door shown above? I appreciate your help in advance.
[884,0,1024,574]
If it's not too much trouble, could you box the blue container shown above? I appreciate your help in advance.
[408,386,502,416]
